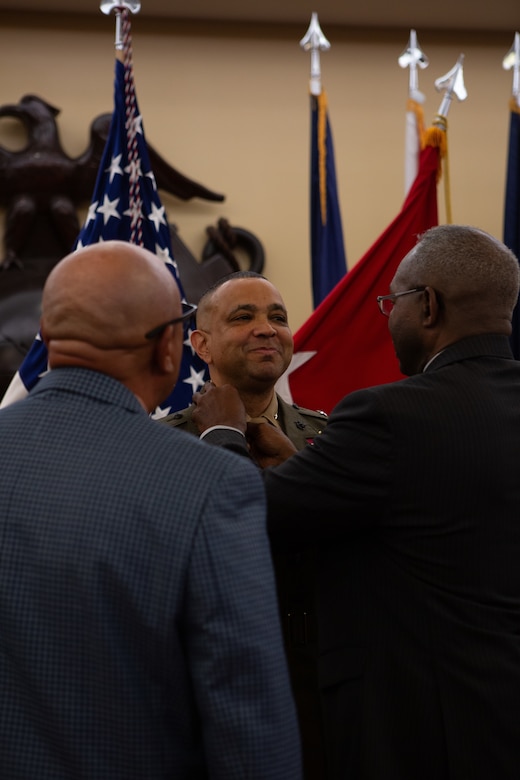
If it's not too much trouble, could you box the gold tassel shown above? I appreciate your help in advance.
[317,91,328,226]
[407,98,426,148]
[509,96,520,116]
[423,115,451,224]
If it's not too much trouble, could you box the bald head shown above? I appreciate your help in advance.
[43,241,180,349]
[41,241,184,410]
[195,272,269,331]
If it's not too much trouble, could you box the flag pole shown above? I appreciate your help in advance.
[398,29,428,195]
[427,54,467,224]
[100,0,141,53]
[299,12,330,97]
[398,29,429,104]
[502,32,520,361]
[503,32,520,109]
[100,1,144,244]
[300,12,331,227]
[298,14,347,309]
[96,0,209,411]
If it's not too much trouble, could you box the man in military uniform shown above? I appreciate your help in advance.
[163,271,326,444]
[161,271,327,779]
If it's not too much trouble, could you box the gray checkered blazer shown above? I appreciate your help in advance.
[0,368,301,779]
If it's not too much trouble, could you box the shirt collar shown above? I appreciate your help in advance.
[247,393,280,428]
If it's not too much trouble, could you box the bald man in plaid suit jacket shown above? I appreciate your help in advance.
[0,242,301,780]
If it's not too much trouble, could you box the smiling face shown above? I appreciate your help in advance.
[191,277,293,392]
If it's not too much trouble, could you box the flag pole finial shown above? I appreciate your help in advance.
[429,54,466,225]
[100,1,141,50]
[503,32,520,108]
[433,53,467,122]
[398,29,429,103]
[300,12,331,96]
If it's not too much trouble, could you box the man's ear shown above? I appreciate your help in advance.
[190,329,211,363]
[40,319,49,347]
[422,286,442,327]
[154,325,180,376]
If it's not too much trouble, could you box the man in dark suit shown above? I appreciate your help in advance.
[0,241,301,779]
[191,225,520,779]
[161,271,327,779]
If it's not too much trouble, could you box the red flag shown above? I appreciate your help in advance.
[280,139,440,414]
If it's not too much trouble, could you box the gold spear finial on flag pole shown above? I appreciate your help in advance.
[100,1,141,51]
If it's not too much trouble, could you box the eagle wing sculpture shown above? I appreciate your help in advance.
[0,94,224,267]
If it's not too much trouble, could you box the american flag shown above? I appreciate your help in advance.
[1,12,208,414]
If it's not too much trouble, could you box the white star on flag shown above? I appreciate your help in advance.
[151,404,173,419]
[97,194,121,225]
[275,351,317,404]
[85,201,99,226]
[154,243,176,268]
[106,154,123,183]
[148,202,167,232]
[183,366,207,394]
[146,171,158,190]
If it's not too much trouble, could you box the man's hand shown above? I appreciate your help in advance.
[246,421,297,468]
[192,382,247,434]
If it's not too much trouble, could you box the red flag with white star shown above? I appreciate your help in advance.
[278,140,440,414]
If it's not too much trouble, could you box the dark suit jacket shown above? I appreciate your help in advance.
[0,368,301,779]
[206,334,520,779]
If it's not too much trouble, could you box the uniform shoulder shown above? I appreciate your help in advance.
[278,395,328,421]
[276,395,328,437]
[157,405,193,428]
[291,404,328,434]
[292,404,328,422]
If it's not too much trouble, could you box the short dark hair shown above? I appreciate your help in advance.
[199,271,267,304]
[196,272,269,328]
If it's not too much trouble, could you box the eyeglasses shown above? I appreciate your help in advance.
[145,301,198,340]
[376,287,426,317]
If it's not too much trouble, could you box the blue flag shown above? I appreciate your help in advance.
[2,52,208,414]
[504,100,520,360]
[310,91,347,308]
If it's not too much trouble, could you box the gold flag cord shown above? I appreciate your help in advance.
[423,115,450,224]
[316,90,328,226]
[407,98,426,143]
[510,96,520,115]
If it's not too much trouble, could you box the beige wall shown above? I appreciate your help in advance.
[0,12,514,330]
